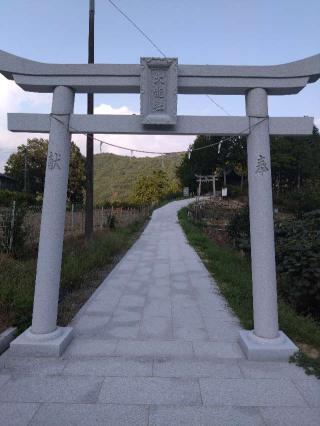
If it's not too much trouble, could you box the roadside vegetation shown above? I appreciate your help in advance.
[0,220,145,334]
[179,206,320,378]
[176,125,320,377]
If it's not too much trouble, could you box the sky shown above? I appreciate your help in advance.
[0,0,319,171]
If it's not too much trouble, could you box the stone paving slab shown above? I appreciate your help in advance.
[238,360,315,380]
[2,356,66,376]
[200,378,308,407]
[153,359,242,378]
[29,403,148,426]
[293,378,320,407]
[63,338,117,358]
[192,341,244,359]
[98,377,202,405]
[0,375,104,403]
[115,340,194,360]
[0,199,318,425]
[0,402,40,426]
[260,407,320,426]
[63,357,153,377]
[0,373,11,388]
[149,406,265,426]
[73,314,112,335]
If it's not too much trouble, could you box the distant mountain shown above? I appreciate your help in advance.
[93,152,183,204]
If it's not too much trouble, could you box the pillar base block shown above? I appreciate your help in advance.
[9,326,73,357]
[239,330,298,361]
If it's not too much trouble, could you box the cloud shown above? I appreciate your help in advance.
[94,104,132,115]
[0,75,51,171]
[315,117,320,130]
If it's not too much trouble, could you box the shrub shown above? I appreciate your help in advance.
[226,204,250,253]
[276,210,320,319]
[227,184,248,198]
[0,220,144,333]
[0,255,35,332]
[227,205,320,320]
[276,190,320,216]
[0,190,35,207]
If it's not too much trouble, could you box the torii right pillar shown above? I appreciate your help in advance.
[239,88,298,361]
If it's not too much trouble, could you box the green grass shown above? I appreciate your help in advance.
[178,209,254,329]
[178,207,320,376]
[0,220,145,334]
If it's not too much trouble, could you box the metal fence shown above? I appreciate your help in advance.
[0,203,150,252]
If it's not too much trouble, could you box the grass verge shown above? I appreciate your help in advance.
[178,207,320,378]
[0,219,145,334]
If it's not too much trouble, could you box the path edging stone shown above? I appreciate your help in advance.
[0,327,17,355]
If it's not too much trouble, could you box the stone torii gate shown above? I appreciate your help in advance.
[195,174,218,197]
[1,50,319,360]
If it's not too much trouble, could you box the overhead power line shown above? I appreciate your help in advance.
[206,95,231,116]
[107,0,166,58]
[106,0,232,116]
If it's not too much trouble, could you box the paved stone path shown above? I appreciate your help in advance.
[0,199,319,425]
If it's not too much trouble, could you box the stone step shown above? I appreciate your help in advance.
[2,354,242,380]
[61,338,244,361]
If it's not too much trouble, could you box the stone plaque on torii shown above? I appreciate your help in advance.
[0,49,319,360]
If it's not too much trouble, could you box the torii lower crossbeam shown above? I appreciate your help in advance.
[8,114,313,136]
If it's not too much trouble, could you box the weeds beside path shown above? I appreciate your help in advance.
[0,219,146,335]
[178,207,320,378]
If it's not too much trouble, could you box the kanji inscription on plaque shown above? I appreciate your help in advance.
[140,57,178,126]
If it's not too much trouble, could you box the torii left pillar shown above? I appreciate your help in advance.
[10,86,75,356]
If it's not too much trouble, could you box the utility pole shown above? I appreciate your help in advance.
[23,147,27,192]
[212,170,216,197]
[85,0,95,240]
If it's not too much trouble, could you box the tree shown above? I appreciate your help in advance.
[132,170,178,205]
[5,138,86,203]
[176,135,247,192]
[177,127,320,196]
[68,143,86,203]
[270,126,320,193]
[228,136,247,191]
[176,153,196,191]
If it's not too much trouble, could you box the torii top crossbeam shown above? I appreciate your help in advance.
[0,50,318,136]
[0,49,320,94]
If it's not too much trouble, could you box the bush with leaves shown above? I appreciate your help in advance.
[275,189,320,217]
[276,210,320,319]
[226,204,250,253]
[132,170,180,205]
[0,190,35,206]
[227,205,320,319]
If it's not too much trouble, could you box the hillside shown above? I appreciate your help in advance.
[93,152,183,204]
